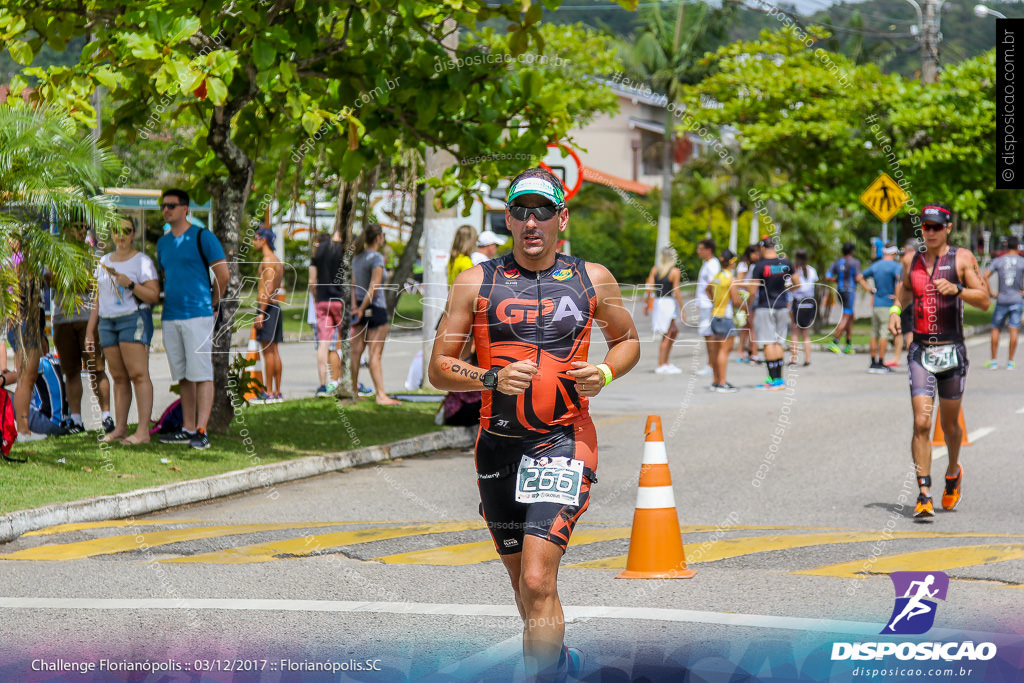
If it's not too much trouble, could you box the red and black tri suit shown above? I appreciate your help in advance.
[907,246,968,400]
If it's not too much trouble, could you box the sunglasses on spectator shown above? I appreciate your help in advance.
[508,203,563,222]
[922,223,947,232]
[160,202,183,210]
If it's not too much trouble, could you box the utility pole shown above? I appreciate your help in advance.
[905,0,946,84]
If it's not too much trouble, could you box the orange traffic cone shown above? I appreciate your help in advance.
[932,407,972,447]
[243,327,264,401]
[617,415,697,579]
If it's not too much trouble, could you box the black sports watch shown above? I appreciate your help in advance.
[482,369,499,391]
[955,283,964,296]
[127,281,136,291]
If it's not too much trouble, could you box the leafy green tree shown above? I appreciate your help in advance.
[0,101,117,433]
[0,0,630,430]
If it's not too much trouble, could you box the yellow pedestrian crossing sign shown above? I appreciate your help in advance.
[860,173,909,223]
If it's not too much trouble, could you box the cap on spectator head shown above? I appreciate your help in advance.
[477,230,507,247]
[256,227,276,249]
[921,205,952,225]
[759,236,776,249]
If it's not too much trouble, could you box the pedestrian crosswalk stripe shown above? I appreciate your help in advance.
[161,522,487,564]
[376,527,634,565]
[0,523,363,561]
[793,543,1024,578]
[565,531,1024,570]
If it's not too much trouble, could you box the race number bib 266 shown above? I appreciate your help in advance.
[515,455,584,506]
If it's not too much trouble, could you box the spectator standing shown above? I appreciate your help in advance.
[749,237,800,390]
[859,243,903,373]
[155,189,229,450]
[706,249,740,391]
[890,239,920,368]
[825,242,862,354]
[696,238,720,376]
[309,227,347,397]
[645,247,685,374]
[448,225,478,286]
[351,223,400,405]
[253,228,285,400]
[982,235,1024,369]
[734,244,761,363]
[471,230,507,266]
[789,249,818,366]
[87,217,160,444]
[51,222,112,434]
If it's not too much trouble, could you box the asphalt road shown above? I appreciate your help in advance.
[1,316,1022,681]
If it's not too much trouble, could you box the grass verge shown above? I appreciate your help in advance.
[0,398,443,515]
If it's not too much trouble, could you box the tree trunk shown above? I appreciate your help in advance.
[386,184,426,316]
[333,178,359,400]
[656,108,674,265]
[206,93,256,434]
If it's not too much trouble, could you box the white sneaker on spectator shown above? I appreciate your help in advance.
[654,365,670,374]
[664,364,682,374]
[695,365,713,376]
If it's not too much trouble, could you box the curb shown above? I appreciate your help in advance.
[0,426,475,544]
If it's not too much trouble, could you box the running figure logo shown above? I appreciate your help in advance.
[881,571,949,635]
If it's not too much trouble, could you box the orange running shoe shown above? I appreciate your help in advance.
[942,464,963,510]
[914,494,934,518]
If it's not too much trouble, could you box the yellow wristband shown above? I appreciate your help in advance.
[889,305,902,315]
[596,363,614,387]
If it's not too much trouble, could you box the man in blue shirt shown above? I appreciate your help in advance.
[155,189,229,450]
[859,243,903,373]
[825,242,863,354]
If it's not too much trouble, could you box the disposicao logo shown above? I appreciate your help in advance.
[882,571,948,635]
[831,571,998,663]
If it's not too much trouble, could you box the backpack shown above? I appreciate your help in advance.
[0,389,22,462]
[150,399,183,436]
[31,353,69,432]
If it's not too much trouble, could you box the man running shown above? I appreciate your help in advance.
[982,235,1023,370]
[889,204,989,518]
[826,242,861,354]
[428,168,640,681]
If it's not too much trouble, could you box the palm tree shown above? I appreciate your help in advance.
[624,1,733,265]
[0,101,117,431]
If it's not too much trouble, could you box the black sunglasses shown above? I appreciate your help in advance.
[922,223,947,232]
[508,203,563,222]
[160,203,182,210]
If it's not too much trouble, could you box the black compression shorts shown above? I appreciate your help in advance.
[907,340,968,401]
[475,420,597,555]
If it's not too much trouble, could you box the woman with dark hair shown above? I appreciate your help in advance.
[351,223,400,405]
[789,249,818,366]
[86,217,159,444]
[733,244,761,363]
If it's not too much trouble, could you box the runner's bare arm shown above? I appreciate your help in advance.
[428,267,537,394]
[567,263,641,397]
[946,250,990,311]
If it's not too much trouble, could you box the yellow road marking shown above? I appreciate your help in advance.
[0,522,371,561]
[566,532,1024,570]
[161,522,487,564]
[23,520,207,536]
[377,527,635,566]
[793,543,1024,578]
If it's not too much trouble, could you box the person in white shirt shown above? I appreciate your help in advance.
[696,239,720,376]
[471,229,507,266]
[86,217,160,444]
[789,249,819,366]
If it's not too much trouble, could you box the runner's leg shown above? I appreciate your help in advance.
[937,396,963,478]
[519,534,565,677]
[911,394,934,496]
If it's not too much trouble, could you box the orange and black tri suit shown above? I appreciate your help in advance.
[472,253,599,555]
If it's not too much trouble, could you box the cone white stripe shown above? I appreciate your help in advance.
[641,441,668,465]
[635,485,677,509]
